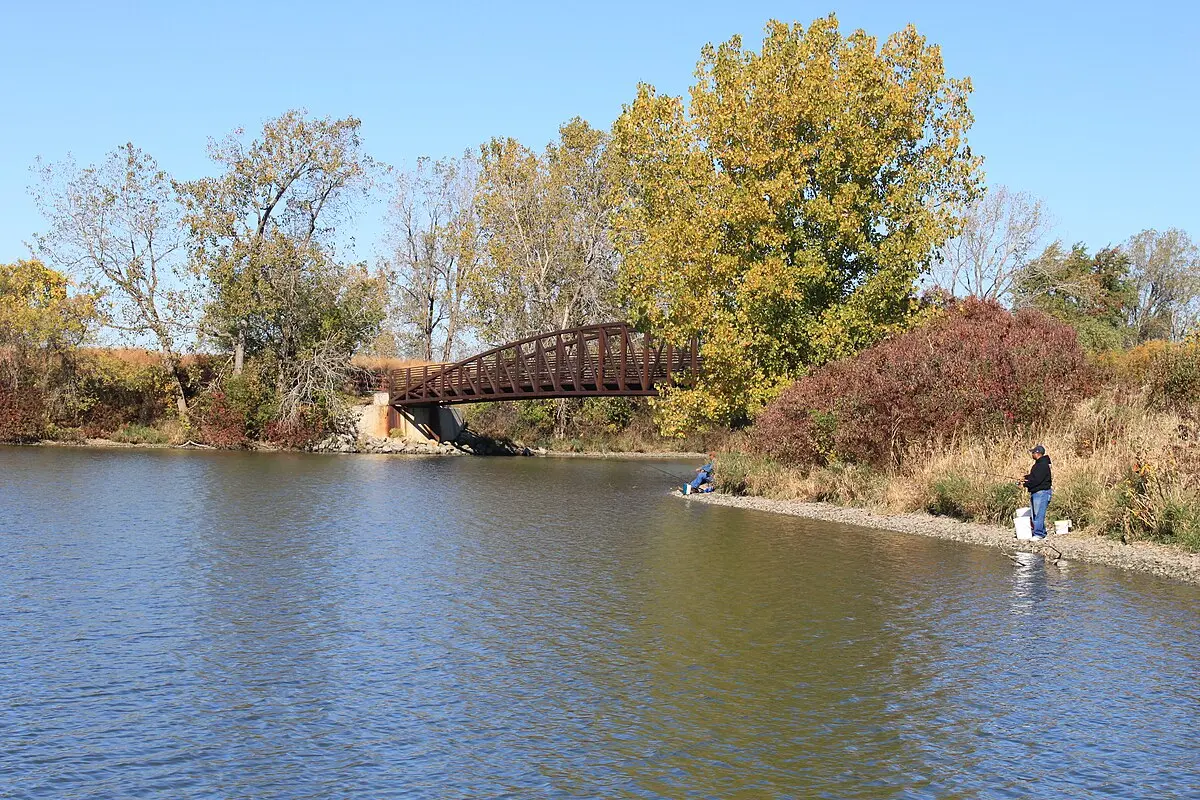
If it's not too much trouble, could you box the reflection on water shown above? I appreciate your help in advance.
[1010,550,1049,615]
[2,446,1198,798]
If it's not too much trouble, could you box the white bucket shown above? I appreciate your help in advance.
[1054,520,1072,536]
[1013,507,1033,540]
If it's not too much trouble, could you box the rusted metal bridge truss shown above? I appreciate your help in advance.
[386,322,700,406]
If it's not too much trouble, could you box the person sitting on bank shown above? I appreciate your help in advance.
[684,453,715,494]
[1020,444,1053,540]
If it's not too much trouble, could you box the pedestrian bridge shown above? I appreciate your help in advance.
[384,321,701,407]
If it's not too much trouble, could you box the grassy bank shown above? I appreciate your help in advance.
[715,392,1200,551]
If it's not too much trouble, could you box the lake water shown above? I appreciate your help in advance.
[2,446,1198,798]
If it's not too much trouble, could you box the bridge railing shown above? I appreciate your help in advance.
[385,322,700,405]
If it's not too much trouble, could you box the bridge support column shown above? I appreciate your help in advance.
[356,392,393,439]
[390,406,465,443]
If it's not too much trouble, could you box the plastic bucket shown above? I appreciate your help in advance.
[1054,520,1071,536]
[1013,510,1033,540]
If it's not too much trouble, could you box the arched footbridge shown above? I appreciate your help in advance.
[383,322,701,407]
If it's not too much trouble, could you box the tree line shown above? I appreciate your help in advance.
[4,13,1197,444]
[931,188,1199,350]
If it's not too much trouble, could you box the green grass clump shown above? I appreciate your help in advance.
[110,423,170,445]
[926,474,976,520]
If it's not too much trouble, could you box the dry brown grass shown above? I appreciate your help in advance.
[350,355,437,372]
[718,391,1200,549]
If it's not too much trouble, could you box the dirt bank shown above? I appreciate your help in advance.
[679,491,1200,586]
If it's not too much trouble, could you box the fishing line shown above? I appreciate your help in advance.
[646,463,694,482]
[961,469,1023,481]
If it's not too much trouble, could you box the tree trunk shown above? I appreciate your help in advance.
[554,398,569,440]
[233,326,245,376]
[160,355,189,418]
[172,372,189,418]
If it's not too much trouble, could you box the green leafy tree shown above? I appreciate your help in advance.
[179,110,385,419]
[1014,242,1136,350]
[611,15,981,432]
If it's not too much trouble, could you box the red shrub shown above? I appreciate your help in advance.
[0,384,46,442]
[757,299,1090,468]
[193,391,250,449]
[264,408,330,449]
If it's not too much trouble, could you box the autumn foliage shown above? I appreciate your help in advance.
[757,300,1090,468]
[0,385,47,442]
[612,16,981,432]
[192,391,250,449]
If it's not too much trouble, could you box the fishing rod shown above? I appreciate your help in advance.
[962,469,1024,482]
[645,463,694,483]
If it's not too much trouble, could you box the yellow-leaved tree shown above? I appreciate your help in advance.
[611,15,982,432]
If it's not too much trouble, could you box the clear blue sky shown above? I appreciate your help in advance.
[3,0,1197,264]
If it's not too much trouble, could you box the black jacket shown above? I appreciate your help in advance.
[1024,455,1052,494]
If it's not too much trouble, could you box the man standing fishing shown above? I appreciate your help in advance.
[1021,445,1053,540]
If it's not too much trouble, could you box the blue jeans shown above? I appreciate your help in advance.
[1030,489,1052,538]
[688,470,711,491]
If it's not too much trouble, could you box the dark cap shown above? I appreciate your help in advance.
[1030,444,1046,455]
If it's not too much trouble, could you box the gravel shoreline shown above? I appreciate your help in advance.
[679,491,1200,586]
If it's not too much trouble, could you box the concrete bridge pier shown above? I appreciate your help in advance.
[393,404,465,443]
[359,392,464,444]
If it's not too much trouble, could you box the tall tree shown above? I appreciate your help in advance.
[1014,242,1136,350]
[932,185,1050,303]
[473,118,619,343]
[384,154,480,362]
[1123,228,1200,342]
[32,144,197,416]
[611,15,981,431]
[179,110,385,418]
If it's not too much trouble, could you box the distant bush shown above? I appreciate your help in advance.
[757,299,1090,469]
[1146,343,1200,414]
[461,397,724,453]
[74,351,174,435]
[1093,340,1200,414]
[42,422,85,443]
